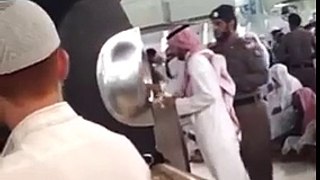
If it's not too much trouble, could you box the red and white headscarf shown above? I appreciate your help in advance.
[293,87,316,133]
[167,26,203,55]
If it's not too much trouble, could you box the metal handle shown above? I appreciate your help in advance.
[143,153,155,166]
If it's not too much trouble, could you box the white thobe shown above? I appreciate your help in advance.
[164,58,200,158]
[175,51,249,180]
[266,67,303,139]
[0,102,150,180]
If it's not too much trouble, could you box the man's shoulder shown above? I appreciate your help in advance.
[286,28,313,40]
[289,28,309,36]
[0,143,150,180]
[188,51,213,72]
[300,28,315,37]
[208,37,247,49]
[233,36,247,44]
[73,118,131,144]
[229,37,250,53]
[233,37,258,55]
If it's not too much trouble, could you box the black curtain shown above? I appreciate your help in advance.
[30,0,156,155]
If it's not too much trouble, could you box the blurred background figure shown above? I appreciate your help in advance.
[292,88,316,137]
[259,34,273,67]
[278,13,316,92]
[244,32,271,68]
[264,64,302,140]
[270,28,285,65]
[282,87,316,160]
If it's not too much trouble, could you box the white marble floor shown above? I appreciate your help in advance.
[191,161,316,180]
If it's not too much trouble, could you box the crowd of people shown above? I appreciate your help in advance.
[147,4,316,180]
[0,0,316,180]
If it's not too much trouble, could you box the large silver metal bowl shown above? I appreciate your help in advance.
[96,28,155,127]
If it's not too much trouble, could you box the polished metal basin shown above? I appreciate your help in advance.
[96,28,154,127]
[96,27,190,172]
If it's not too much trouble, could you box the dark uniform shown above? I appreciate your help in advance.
[278,27,316,92]
[210,34,272,180]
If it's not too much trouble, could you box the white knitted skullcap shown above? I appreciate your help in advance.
[0,0,60,75]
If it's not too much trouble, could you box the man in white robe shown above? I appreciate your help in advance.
[0,1,150,179]
[161,25,249,180]
[266,64,303,139]
[164,56,202,162]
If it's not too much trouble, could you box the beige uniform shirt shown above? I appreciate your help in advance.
[210,34,269,98]
[278,27,316,65]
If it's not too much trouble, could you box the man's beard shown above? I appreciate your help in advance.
[176,52,186,61]
[214,31,231,42]
[177,55,185,61]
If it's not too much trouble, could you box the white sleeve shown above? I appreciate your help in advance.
[175,55,219,116]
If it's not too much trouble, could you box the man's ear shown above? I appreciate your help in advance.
[228,20,236,31]
[56,48,70,81]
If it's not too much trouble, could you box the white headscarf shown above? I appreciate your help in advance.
[268,64,303,109]
[244,32,270,68]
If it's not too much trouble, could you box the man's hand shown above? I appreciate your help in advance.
[153,96,176,109]
[145,84,161,94]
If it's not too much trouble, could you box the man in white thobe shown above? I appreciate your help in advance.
[265,64,303,139]
[0,1,150,179]
[164,56,202,162]
[161,25,249,180]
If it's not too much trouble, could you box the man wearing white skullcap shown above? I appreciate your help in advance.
[0,1,150,179]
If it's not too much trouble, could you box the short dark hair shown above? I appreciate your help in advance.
[288,13,302,27]
[209,4,236,22]
[210,5,237,30]
[0,51,59,104]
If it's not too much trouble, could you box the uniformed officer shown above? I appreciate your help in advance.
[208,5,272,180]
[278,13,316,92]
